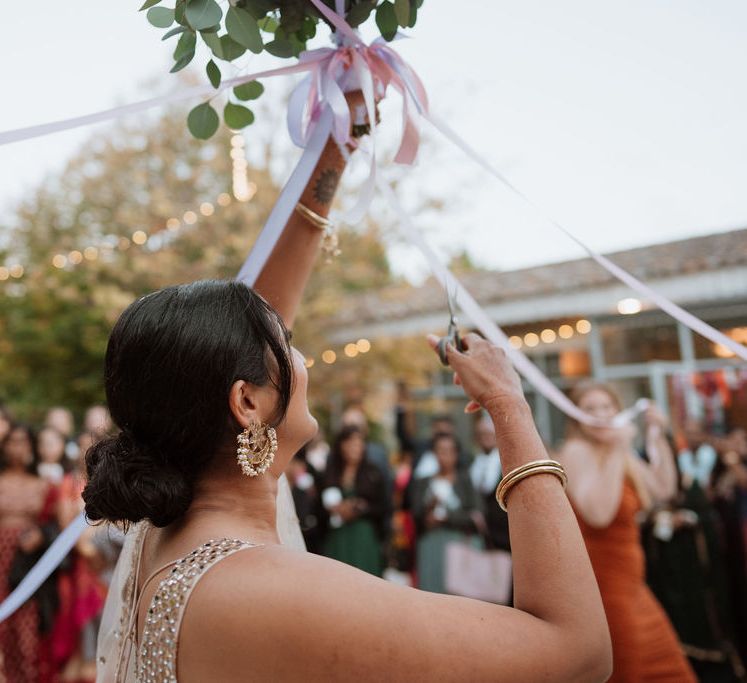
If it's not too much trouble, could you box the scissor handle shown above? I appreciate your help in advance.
[437,328,464,366]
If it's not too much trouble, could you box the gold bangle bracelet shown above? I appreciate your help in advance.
[295,202,331,230]
[496,460,567,512]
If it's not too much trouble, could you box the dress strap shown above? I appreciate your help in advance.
[136,538,258,683]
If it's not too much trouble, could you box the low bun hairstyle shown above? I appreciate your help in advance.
[83,280,294,528]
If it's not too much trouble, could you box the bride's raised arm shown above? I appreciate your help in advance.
[252,97,358,329]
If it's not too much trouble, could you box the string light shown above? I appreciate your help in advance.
[558,324,574,339]
[540,328,556,344]
[576,319,592,334]
[356,339,371,353]
[304,357,315,369]
[524,332,540,347]
[344,343,359,358]
[3,190,237,285]
[321,350,337,364]
[617,298,642,315]
[509,336,523,349]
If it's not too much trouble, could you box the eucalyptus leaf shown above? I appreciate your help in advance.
[233,80,264,101]
[346,2,375,28]
[139,0,161,11]
[173,30,196,60]
[201,30,222,56]
[375,1,397,41]
[394,0,409,27]
[219,34,246,61]
[298,15,317,39]
[185,0,222,31]
[407,2,417,27]
[259,16,278,33]
[175,0,187,25]
[147,6,175,28]
[206,59,221,89]
[162,25,187,40]
[226,7,263,53]
[264,39,294,58]
[224,103,255,130]
[245,0,276,19]
[170,50,195,72]
[188,102,219,139]
[201,23,220,33]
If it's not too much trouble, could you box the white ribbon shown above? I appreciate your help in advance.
[0,511,88,624]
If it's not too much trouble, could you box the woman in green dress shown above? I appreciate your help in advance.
[412,433,483,594]
[322,426,387,576]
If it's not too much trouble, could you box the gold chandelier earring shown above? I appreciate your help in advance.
[236,422,278,477]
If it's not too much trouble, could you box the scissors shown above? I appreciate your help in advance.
[437,287,466,366]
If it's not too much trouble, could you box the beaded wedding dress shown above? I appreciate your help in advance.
[96,474,304,682]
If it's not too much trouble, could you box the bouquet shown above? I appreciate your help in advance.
[141,0,425,139]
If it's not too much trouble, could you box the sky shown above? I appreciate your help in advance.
[2,1,747,281]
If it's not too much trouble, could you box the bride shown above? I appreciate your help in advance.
[84,95,612,682]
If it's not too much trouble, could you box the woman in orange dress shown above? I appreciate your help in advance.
[559,382,696,683]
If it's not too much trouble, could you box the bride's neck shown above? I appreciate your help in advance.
[176,463,281,546]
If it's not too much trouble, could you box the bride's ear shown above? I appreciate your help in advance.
[228,380,266,427]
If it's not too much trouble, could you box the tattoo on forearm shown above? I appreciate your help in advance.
[312,168,340,206]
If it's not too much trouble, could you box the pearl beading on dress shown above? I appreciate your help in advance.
[136,538,253,683]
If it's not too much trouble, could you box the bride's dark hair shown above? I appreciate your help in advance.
[82,280,294,528]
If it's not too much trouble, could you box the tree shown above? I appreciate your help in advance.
[0,104,426,427]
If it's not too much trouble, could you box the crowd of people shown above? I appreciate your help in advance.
[0,405,121,683]
[1,385,746,682]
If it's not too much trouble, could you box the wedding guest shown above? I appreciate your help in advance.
[287,448,324,554]
[0,405,12,443]
[322,427,387,575]
[83,405,111,441]
[412,432,482,594]
[0,424,58,683]
[470,415,510,551]
[44,406,79,461]
[37,426,68,485]
[52,438,106,683]
[559,382,695,682]
[340,404,391,483]
[711,428,747,663]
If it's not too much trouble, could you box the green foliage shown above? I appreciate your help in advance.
[223,102,254,130]
[187,102,219,138]
[140,1,426,138]
[225,7,263,53]
[184,0,222,31]
[147,6,175,28]
[0,107,406,424]
[206,59,221,88]
[375,1,397,40]
[233,81,263,101]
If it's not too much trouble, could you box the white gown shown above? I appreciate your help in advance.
[95,474,305,682]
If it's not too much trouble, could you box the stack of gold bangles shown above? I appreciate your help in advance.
[495,459,568,511]
[295,202,341,261]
